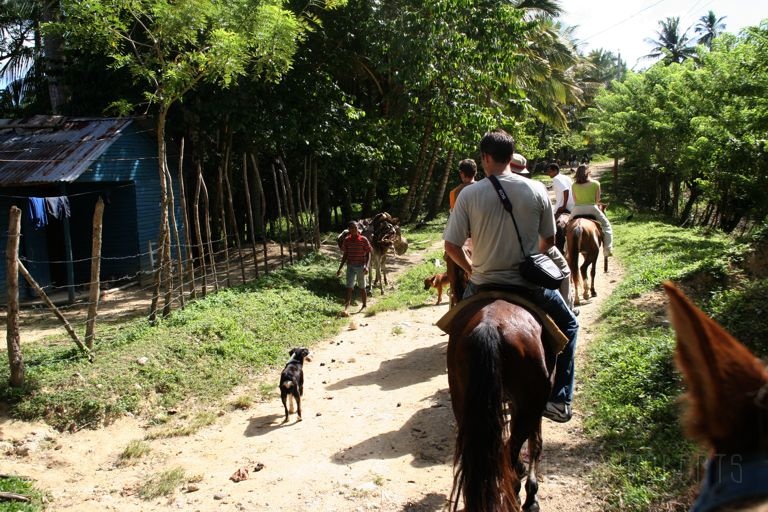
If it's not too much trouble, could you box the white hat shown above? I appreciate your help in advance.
[510,153,528,171]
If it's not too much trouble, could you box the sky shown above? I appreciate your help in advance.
[557,0,768,71]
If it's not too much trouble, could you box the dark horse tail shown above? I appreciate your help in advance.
[451,322,516,512]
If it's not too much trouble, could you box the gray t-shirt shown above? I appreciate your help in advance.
[443,172,555,288]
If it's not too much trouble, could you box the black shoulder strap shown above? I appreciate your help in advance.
[487,175,527,258]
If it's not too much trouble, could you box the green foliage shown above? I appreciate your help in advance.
[707,279,768,357]
[54,0,313,112]
[0,476,45,512]
[589,21,768,231]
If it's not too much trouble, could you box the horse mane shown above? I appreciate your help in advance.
[664,282,768,455]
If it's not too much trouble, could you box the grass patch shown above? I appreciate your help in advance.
[707,278,768,357]
[138,466,186,499]
[230,394,253,410]
[582,213,766,511]
[0,476,45,512]
[145,411,218,440]
[118,439,151,464]
[0,252,347,431]
[0,217,447,432]
[366,249,446,315]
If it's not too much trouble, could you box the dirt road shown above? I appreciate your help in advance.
[2,172,621,511]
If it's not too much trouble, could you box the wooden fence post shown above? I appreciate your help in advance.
[6,206,24,387]
[85,198,104,349]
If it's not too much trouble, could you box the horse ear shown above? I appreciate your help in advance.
[663,282,768,452]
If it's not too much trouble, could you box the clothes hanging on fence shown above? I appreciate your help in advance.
[44,196,71,220]
[27,197,48,228]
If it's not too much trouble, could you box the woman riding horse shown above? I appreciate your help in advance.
[570,164,613,256]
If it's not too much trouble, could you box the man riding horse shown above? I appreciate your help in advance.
[444,129,579,424]
[546,162,575,254]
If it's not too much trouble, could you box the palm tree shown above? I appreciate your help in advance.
[0,0,69,113]
[694,10,726,48]
[644,17,697,65]
[0,0,37,87]
[511,0,583,129]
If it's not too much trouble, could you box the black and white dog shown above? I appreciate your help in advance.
[279,348,311,422]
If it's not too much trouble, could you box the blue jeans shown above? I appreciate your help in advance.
[463,282,579,405]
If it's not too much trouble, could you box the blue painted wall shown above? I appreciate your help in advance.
[0,122,185,302]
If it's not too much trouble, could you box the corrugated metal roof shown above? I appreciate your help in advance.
[0,115,134,186]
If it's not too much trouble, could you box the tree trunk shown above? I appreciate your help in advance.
[271,162,288,267]
[6,206,24,387]
[300,157,312,253]
[178,138,197,300]
[217,150,232,287]
[312,156,321,249]
[165,164,183,315]
[193,161,208,297]
[40,4,69,113]
[201,167,218,291]
[223,137,246,283]
[149,108,171,323]
[428,147,454,220]
[85,198,104,349]
[242,153,259,279]
[249,154,270,275]
[409,143,440,223]
[362,161,381,218]
[277,156,300,261]
[398,123,433,220]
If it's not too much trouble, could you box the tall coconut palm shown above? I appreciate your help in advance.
[511,0,583,129]
[1,0,69,113]
[694,10,726,48]
[644,17,697,65]
[0,0,37,87]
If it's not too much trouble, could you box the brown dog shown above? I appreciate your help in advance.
[423,272,451,305]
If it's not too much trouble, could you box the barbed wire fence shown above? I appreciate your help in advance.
[4,195,327,384]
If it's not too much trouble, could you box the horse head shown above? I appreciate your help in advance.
[664,282,768,511]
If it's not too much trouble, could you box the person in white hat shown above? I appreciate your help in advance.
[510,153,530,176]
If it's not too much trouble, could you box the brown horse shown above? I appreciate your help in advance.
[565,217,608,305]
[446,297,556,512]
[664,283,768,511]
